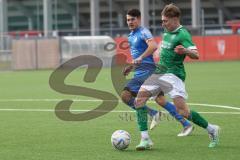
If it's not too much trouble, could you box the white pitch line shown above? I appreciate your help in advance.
[0,108,239,114]
[0,98,240,111]
[187,103,240,111]
[0,99,103,102]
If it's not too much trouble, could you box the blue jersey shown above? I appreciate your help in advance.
[128,27,155,77]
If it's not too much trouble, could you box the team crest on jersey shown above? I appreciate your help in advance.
[170,35,176,40]
[133,36,138,43]
[161,41,172,49]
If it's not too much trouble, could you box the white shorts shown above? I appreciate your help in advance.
[141,73,188,100]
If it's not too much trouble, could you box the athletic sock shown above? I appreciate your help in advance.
[127,97,158,117]
[163,102,190,128]
[206,124,216,133]
[127,98,136,110]
[145,105,158,117]
[136,107,148,131]
[188,110,208,129]
[141,130,150,140]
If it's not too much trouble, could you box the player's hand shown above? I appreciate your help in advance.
[122,65,134,76]
[174,45,187,55]
[134,56,143,64]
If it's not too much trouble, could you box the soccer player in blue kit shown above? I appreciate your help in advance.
[121,9,193,150]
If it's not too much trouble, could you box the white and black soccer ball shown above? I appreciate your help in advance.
[111,130,131,150]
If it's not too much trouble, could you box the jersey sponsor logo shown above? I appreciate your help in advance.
[161,41,172,49]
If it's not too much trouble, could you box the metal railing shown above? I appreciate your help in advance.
[0,34,12,70]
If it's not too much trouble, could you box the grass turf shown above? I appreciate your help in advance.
[0,61,239,160]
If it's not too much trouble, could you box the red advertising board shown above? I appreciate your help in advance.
[115,35,240,64]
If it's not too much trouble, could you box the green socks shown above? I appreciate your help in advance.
[188,110,208,129]
[136,107,148,131]
[136,108,209,131]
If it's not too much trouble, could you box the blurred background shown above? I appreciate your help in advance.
[0,0,240,70]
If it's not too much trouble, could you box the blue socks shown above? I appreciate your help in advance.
[146,106,158,117]
[163,102,190,128]
[126,98,136,110]
[127,98,158,117]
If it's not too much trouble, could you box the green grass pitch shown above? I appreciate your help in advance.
[0,61,240,160]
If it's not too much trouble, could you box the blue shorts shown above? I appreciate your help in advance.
[124,73,152,96]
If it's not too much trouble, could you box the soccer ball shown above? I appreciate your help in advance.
[111,130,131,150]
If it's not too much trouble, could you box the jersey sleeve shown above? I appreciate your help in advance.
[180,30,197,50]
[141,28,153,41]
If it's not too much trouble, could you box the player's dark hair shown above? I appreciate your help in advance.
[127,9,141,18]
[161,3,181,18]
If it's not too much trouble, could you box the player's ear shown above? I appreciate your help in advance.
[173,17,180,23]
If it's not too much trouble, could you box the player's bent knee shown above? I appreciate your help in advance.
[134,88,151,108]
[121,91,132,104]
[134,98,146,108]
[184,110,190,118]
[178,109,190,118]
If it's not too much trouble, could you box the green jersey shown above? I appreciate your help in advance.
[155,25,197,81]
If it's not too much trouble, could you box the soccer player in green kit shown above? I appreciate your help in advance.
[134,3,220,148]
[123,8,193,151]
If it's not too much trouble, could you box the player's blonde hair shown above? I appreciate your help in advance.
[161,3,181,18]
